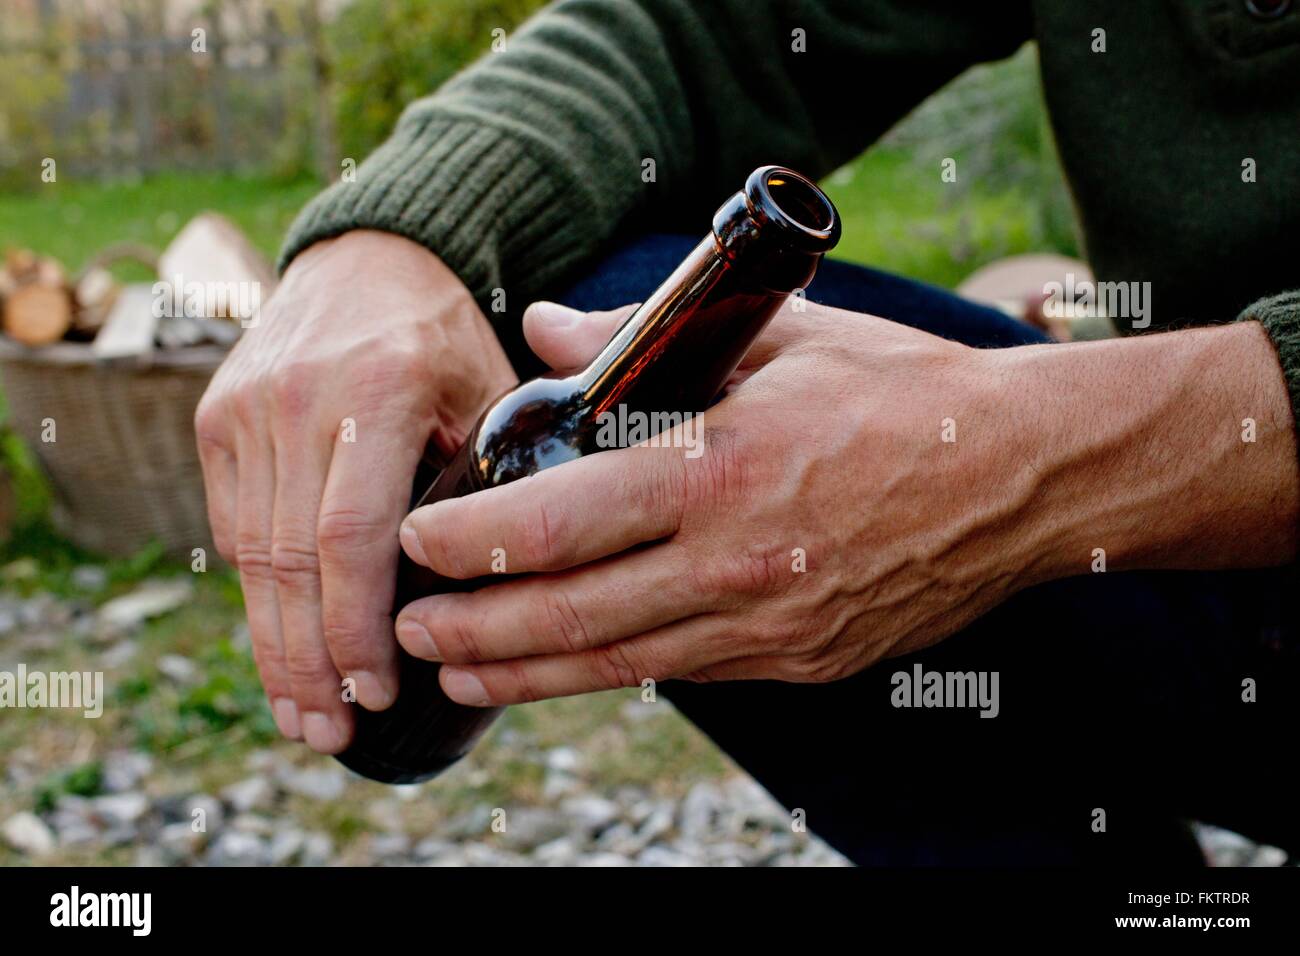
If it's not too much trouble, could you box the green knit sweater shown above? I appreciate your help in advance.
[280,0,1300,425]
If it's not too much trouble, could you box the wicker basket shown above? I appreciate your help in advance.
[0,338,226,558]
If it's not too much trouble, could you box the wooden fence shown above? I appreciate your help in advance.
[0,0,338,183]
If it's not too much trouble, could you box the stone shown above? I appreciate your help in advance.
[72,565,109,592]
[544,746,584,774]
[268,828,306,866]
[91,792,149,827]
[1249,845,1287,868]
[542,769,581,800]
[221,776,275,813]
[182,794,224,834]
[497,807,569,852]
[578,852,634,867]
[99,640,139,668]
[279,765,346,801]
[157,654,199,685]
[2,812,55,856]
[102,750,153,793]
[678,782,722,840]
[301,832,335,867]
[158,821,204,860]
[533,836,580,865]
[97,577,194,632]
[230,813,276,836]
[370,833,412,859]
[637,845,698,867]
[561,795,621,835]
[413,837,456,861]
[207,831,269,866]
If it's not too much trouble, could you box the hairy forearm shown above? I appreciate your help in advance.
[998,321,1298,582]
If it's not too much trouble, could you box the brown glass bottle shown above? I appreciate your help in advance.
[337,166,841,783]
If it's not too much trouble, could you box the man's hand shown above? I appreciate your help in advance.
[195,230,515,752]
[395,301,1298,707]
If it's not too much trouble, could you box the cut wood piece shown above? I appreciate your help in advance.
[91,284,159,361]
[72,267,121,336]
[157,212,275,323]
[2,248,38,283]
[2,249,73,347]
[3,284,73,346]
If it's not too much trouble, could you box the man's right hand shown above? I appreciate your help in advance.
[194,230,517,753]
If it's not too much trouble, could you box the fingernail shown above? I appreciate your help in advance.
[400,521,429,566]
[442,668,490,707]
[396,619,440,660]
[530,301,583,328]
[351,670,397,710]
[272,697,302,739]
[302,711,348,753]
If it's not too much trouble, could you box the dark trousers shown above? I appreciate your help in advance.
[540,234,1300,866]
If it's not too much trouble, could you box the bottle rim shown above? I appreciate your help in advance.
[744,166,841,253]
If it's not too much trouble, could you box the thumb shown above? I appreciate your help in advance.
[523,301,640,371]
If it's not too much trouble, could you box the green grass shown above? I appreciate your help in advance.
[0,170,320,278]
[0,149,1072,291]
[822,146,1074,289]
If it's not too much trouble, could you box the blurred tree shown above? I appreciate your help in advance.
[328,0,548,161]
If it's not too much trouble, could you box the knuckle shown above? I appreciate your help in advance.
[228,380,265,430]
[284,651,333,690]
[269,537,320,591]
[321,615,374,665]
[499,659,544,703]
[593,641,643,690]
[644,455,690,531]
[518,498,568,568]
[234,537,274,580]
[317,506,390,553]
[269,361,317,420]
[709,543,788,599]
[440,606,489,664]
[194,396,231,448]
[541,590,594,654]
[687,428,749,507]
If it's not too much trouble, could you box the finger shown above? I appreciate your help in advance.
[268,408,357,754]
[232,424,300,742]
[400,441,689,578]
[195,426,238,563]
[438,612,736,706]
[522,301,638,371]
[317,419,421,716]
[396,541,714,663]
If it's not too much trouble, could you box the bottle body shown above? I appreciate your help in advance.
[337,166,840,783]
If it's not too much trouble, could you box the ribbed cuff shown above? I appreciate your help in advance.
[277,114,589,316]
[1238,291,1300,432]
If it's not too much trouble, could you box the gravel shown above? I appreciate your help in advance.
[0,578,1291,868]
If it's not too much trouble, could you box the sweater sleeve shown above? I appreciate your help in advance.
[1238,292,1300,435]
[278,0,1032,328]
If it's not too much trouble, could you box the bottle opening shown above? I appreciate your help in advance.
[765,172,834,232]
[742,165,841,253]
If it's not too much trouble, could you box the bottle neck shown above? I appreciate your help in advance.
[576,236,728,416]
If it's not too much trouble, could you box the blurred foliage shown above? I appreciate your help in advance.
[877,45,1080,262]
[328,0,548,160]
[0,35,69,193]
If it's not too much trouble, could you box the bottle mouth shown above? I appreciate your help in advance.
[745,166,841,253]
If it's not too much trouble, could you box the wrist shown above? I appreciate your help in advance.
[994,322,1298,583]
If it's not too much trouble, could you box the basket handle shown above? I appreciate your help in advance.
[74,242,162,283]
